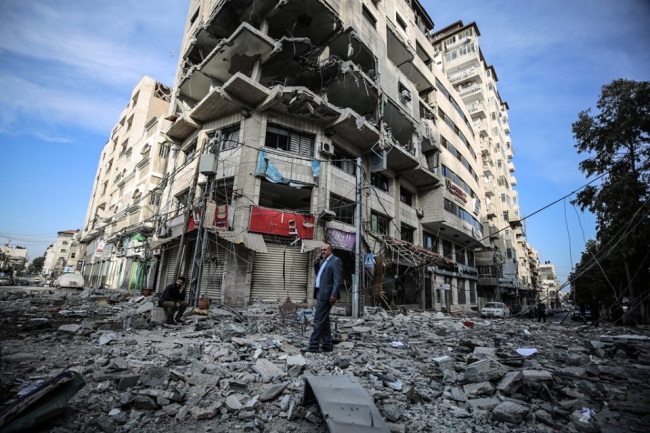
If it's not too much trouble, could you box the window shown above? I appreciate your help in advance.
[175,189,192,212]
[214,177,234,205]
[400,223,414,243]
[455,247,465,265]
[71,253,76,259]
[150,191,161,206]
[209,125,241,151]
[443,199,483,233]
[330,194,355,225]
[423,231,438,252]
[458,281,467,304]
[469,280,476,304]
[398,82,411,102]
[265,124,314,157]
[400,187,413,206]
[396,13,407,30]
[370,211,390,235]
[442,240,453,258]
[332,145,357,176]
[184,143,197,164]
[60,249,67,253]
[362,5,377,27]
[371,172,390,193]
[467,250,475,267]
[159,142,170,158]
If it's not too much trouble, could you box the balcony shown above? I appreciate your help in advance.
[448,66,480,85]
[456,83,481,97]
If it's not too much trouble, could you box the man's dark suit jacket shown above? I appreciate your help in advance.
[315,255,342,302]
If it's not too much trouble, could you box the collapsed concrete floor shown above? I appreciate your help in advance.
[1,287,649,433]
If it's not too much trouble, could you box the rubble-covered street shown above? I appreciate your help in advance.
[1,287,649,433]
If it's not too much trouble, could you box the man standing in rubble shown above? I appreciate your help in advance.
[304,244,342,353]
[158,277,187,325]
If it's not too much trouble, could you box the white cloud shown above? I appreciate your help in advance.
[0,0,186,134]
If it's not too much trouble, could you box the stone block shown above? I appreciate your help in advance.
[463,381,494,397]
[58,324,81,333]
[496,371,523,395]
[151,307,166,323]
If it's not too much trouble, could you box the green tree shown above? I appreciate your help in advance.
[30,256,45,274]
[572,79,650,324]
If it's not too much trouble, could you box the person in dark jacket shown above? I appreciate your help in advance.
[304,244,342,353]
[158,277,187,325]
[537,301,546,323]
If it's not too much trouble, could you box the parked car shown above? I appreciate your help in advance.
[572,305,592,321]
[0,272,13,286]
[55,273,85,289]
[33,276,43,286]
[481,302,510,318]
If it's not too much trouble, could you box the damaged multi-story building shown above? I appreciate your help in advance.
[79,76,172,290]
[77,0,547,314]
[431,20,540,308]
[150,0,492,313]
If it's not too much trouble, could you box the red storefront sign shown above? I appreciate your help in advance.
[249,206,315,239]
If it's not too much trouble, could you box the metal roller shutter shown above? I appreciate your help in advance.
[160,243,180,290]
[251,242,309,303]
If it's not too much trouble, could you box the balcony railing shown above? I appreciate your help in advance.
[448,66,476,83]
[457,84,480,97]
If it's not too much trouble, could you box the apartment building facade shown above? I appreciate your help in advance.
[539,261,561,308]
[431,20,539,307]
[144,0,495,312]
[43,230,80,277]
[79,76,172,290]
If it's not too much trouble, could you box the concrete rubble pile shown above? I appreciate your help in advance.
[1,288,649,433]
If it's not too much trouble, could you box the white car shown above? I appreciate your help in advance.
[481,302,510,318]
[56,273,85,289]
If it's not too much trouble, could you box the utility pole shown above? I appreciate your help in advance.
[352,157,362,319]
[187,133,220,307]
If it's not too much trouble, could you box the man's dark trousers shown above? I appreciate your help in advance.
[309,298,333,350]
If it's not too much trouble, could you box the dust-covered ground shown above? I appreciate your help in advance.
[1,286,650,433]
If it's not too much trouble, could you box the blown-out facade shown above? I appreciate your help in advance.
[80,0,544,313]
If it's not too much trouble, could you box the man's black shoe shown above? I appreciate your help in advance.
[300,347,321,354]
[321,346,334,352]
[166,319,180,326]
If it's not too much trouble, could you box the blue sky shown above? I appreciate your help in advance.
[1,1,648,286]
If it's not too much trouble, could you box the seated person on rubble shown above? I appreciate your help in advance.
[158,277,188,325]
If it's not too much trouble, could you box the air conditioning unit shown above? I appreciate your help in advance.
[319,142,335,156]
[416,208,425,218]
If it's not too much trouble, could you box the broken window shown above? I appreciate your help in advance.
[159,142,170,158]
[400,187,413,206]
[370,211,390,235]
[175,189,192,213]
[400,223,414,243]
[330,193,355,225]
[183,141,197,165]
[371,172,390,193]
[331,145,357,176]
[264,124,314,157]
[208,125,241,152]
[214,177,234,205]
[398,82,412,102]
